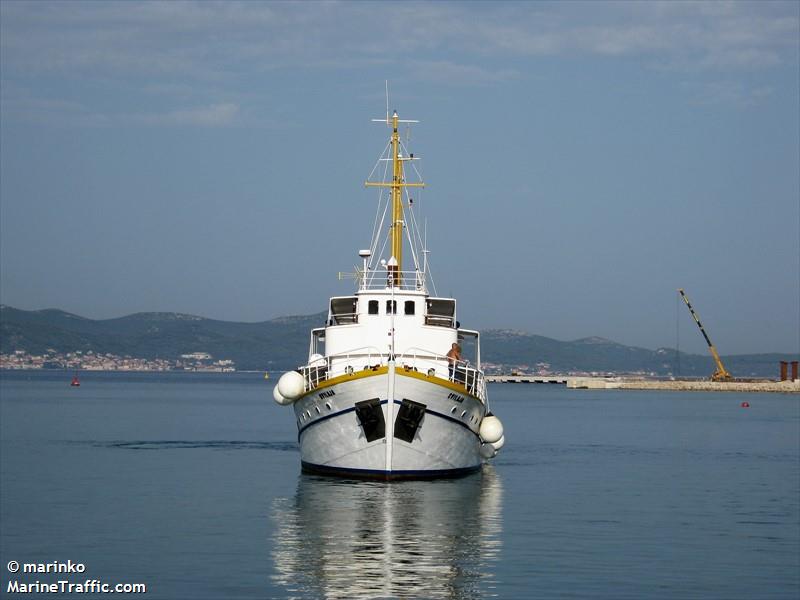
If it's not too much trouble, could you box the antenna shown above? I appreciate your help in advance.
[423,219,429,278]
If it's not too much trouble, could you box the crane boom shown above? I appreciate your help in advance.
[678,289,732,381]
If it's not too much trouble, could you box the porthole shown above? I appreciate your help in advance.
[450,406,457,414]
[325,402,332,410]
[315,406,321,414]
[460,410,467,418]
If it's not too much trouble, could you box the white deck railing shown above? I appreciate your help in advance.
[397,347,487,402]
[360,269,427,292]
[300,346,386,391]
[299,346,487,403]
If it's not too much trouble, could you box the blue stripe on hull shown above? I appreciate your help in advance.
[301,460,482,481]
[297,399,480,440]
[296,403,370,440]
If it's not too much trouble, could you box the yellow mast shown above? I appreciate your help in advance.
[365,111,424,285]
[390,112,403,274]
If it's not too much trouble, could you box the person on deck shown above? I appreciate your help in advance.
[446,343,462,382]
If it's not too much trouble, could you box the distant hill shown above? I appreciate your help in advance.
[0,305,791,377]
[479,329,789,378]
[0,305,325,371]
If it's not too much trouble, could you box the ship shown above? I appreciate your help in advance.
[273,109,505,479]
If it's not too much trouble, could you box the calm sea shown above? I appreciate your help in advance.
[1,371,798,599]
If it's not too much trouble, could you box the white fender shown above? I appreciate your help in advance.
[479,414,504,444]
[277,371,305,400]
[273,385,294,406]
[491,434,505,451]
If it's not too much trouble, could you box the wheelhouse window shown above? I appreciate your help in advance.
[330,297,358,325]
[404,300,415,315]
[425,298,455,327]
[368,300,379,315]
[386,300,397,314]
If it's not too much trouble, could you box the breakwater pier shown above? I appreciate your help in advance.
[485,375,567,384]
[567,377,799,393]
[486,374,799,394]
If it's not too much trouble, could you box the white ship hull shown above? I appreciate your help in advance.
[292,365,486,479]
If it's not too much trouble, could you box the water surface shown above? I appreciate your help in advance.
[1,371,797,598]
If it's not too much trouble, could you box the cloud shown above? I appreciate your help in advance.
[685,80,775,108]
[2,1,796,76]
[0,82,239,127]
[453,2,798,71]
[0,0,796,122]
[134,103,239,127]
[0,83,110,126]
[409,60,519,86]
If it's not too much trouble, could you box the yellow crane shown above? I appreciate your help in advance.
[678,289,732,381]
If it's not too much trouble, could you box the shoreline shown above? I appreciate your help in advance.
[566,377,800,394]
[3,370,798,393]
[486,374,799,393]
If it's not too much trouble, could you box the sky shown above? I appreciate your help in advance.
[1,0,798,355]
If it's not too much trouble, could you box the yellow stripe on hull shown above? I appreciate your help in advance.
[300,363,481,405]
[300,365,389,398]
[395,367,482,403]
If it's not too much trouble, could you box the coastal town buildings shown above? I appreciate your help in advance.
[0,350,236,372]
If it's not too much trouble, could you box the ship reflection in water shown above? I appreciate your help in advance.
[271,467,504,599]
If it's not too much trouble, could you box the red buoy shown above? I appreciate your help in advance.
[741,401,750,408]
